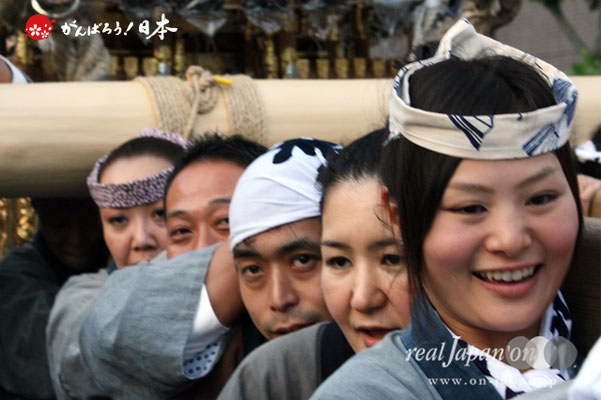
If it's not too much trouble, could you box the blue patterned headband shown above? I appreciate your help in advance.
[388,19,578,159]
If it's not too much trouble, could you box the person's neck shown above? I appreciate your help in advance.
[437,311,539,366]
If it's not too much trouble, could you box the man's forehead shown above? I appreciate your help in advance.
[166,160,243,209]
[173,159,243,186]
[234,218,321,256]
[166,197,230,220]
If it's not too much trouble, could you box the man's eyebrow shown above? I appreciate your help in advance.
[276,238,321,258]
[232,248,260,259]
[166,210,188,220]
[516,166,557,189]
[166,198,230,219]
[209,198,231,206]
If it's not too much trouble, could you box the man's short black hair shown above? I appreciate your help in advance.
[164,133,268,198]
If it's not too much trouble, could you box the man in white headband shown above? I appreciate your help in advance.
[173,137,340,399]
[228,137,340,340]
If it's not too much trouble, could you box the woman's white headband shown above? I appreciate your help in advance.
[388,19,578,160]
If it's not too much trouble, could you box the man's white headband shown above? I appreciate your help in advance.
[388,19,578,159]
[229,138,341,251]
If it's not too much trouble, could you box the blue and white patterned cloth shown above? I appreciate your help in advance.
[387,19,578,160]
[575,140,601,164]
[182,284,230,379]
[183,335,228,379]
[447,292,573,399]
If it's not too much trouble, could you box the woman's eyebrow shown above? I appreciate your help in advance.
[447,182,494,194]
[321,240,349,249]
[447,166,558,193]
[516,166,557,189]
[368,239,399,252]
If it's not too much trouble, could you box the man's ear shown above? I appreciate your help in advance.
[381,186,399,229]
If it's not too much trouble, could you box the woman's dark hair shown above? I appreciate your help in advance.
[98,136,185,181]
[381,56,583,315]
[317,128,388,211]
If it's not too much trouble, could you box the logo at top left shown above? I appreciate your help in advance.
[24,14,56,40]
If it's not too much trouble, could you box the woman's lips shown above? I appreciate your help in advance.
[357,327,396,348]
[473,264,542,297]
[473,264,540,283]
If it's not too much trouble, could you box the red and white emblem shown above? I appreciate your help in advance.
[24,14,56,40]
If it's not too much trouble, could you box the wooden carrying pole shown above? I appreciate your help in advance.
[0,76,600,197]
[0,78,391,197]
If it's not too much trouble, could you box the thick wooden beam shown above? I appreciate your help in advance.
[0,78,391,197]
[0,76,599,197]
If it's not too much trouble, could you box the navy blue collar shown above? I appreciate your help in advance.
[107,260,118,275]
[400,298,503,400]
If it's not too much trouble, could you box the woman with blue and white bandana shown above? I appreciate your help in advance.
[312,19,582,400]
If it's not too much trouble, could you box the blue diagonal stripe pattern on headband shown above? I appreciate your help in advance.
[448,115,495,150]
[522,124,560,156]
[552,78,578,127]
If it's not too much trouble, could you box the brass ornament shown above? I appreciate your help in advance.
[123,56,139,80]
[316,58,330,79]
[297,58,310,79]
[353,57,366,78]
[335,58,348,79]
[0,198,35,258]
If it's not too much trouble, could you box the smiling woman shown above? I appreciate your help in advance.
[312,20,583,400]
[422,156,578,343]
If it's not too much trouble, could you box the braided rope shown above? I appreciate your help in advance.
[136,66,267,144]
[135,75,190,134]
[220,74,268,145]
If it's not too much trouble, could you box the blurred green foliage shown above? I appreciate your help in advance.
[531,0,601,74]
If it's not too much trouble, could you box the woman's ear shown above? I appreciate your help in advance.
[381,186,399,229]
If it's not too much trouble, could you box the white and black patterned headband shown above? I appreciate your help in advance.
[87,128,188,209]
[229,138,341,251]
[388,19,578,159]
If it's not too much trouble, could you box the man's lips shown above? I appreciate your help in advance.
[271,323,310,336]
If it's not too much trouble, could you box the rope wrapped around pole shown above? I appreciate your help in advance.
[135,66,268,144]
